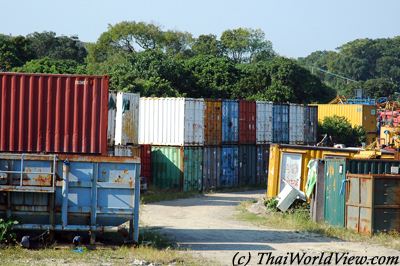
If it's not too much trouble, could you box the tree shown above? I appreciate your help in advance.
[318,116,366,146]
[192,34,223,56]
[0,34,34,71]
[26,32,87,63]
[221,28,274,63]
[13,57,85,74]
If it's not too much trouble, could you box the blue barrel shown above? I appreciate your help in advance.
[222,100,239,144]
[273,104,289,143]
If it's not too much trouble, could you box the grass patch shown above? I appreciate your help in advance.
[237,200,400,250]
[0,228,208,266]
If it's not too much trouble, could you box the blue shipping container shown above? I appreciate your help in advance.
[0,153,140,243]
[220,146,238,187]
[273,104,289,143]
[222,100,239,144]
[256,145,269,186]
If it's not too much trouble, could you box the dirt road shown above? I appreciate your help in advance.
[141,191,400,265]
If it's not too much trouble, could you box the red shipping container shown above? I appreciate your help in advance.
[239,100,256,144]
[140,145,152,183]
[0,72,109,155]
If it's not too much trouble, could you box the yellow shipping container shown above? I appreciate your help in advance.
[312,104,377,143]
[266,144,394,198]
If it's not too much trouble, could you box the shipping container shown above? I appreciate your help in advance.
[204,99,222,146]
[256,145,269,187]
[203,147,221,191]
[0,153,140,243]
[183,147,203,192]
[108,92,117,146]
[266,144,394,198]
[256,101,273,144]
[150,146,203,191]
[222,100,239,144]
[115,92,140,145]
[151,146,183,190]
[239,100,256,144]
[141,145,152,184]
[304,106,318,145]
[113,145,141,157]
[220,146,238,187]
[139,98,204,146]
[324,158,346,227]
[346,173,400,234]
[348,159,400,174]
[272,104,289,144]
[312,104,377,143]
[0,73,109,155]
[238,145,257,185]
[289,104,304,144]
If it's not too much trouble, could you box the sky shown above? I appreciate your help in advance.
[2,0,400,58]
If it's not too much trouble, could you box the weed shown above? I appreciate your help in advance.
[0,218,18,245]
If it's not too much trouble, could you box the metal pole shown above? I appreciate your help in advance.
[62,160,70,228]
[133,173,140,243]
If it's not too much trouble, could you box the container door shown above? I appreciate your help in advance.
[220,146,238,187]
[183,147,203,192]
[256,145,269,186]
[151,146,182,190]
[203,147,220,191]
[324,159,346,227]
[239,145,257,186]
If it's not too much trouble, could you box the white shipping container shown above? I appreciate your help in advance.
[289,104,305,144]
[115,92,140,145]
[107,92,117,145]
[256,101,273,144]
[139,98,204,146]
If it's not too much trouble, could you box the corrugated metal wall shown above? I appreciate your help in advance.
[289,104,304,144]
[272,104,289,143]
[151,146,183,190]
[239,100,256,144]
[220,146,238,187]
[304,106,318,145]
[238,145,257,185]
[139,98,204,146]
[115,92,140,145]
[204,100,222,145]
[141,145,152,184]
[203,147,220,191]
[108,92,117,146]
[183,147,203,192]
[222,100,239,144]
[256,101,273,144]
[0,73,108,154]
[256,145,269,186]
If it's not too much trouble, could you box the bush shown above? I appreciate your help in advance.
[0,218,18,245]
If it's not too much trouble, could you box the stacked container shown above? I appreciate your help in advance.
[140,98,204,191]
[289,104,305,144]
[256,101,273,187]
[203,100,222,191]
[272,103,289,144]
[304,106,318,145]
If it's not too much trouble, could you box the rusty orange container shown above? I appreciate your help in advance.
[0,72,109,155]
[204,99,222,145]
[239,100,256,144]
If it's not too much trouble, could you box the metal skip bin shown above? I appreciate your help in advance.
[0,154,140,243]
[346,173,400,234]
[324,158,346,227]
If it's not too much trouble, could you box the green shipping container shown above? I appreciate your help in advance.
[183,147,203,192]
[151,146,203,191]
[324,158,346,227]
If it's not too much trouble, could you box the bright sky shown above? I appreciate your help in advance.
[2,0,399,58]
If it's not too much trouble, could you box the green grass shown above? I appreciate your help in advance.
[0,228,208,266]
[237,201,400,250]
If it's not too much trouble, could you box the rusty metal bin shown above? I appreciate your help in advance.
[346,173,400,234]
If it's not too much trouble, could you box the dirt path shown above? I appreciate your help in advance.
[141,191,400,266]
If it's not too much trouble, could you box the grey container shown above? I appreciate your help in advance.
[203,147,221,191]
[238,145,257,186]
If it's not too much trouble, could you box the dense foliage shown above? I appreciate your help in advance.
[299,37,400,98]
[0,22,334,103]
[318,116,367,146]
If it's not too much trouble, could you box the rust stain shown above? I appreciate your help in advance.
[114,176,124,183]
